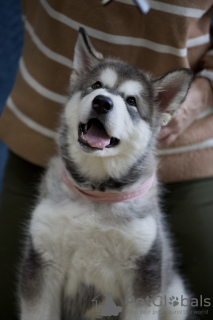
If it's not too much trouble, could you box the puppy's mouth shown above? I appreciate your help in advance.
[78,119,120,150]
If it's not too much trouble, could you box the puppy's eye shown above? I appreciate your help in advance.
[126,96,136,106]
[92,81,102,90]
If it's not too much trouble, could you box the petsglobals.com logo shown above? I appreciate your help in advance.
[126,294,211,308]
[92,293,211,318]
[126,295,211,317]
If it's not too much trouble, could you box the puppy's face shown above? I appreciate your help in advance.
[59,28,192,181]
[65,61,155,159]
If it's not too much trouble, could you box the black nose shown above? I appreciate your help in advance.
[92,95,113,114]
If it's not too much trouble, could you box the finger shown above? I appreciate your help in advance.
[158,127,173,140]
[159,133,177,147]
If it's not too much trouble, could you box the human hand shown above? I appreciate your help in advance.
[158,77,213,146]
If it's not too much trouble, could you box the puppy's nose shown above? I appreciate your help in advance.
[92,95,113,114]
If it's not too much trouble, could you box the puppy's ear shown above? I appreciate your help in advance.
[153,69,193,126]
[71,27,103,81]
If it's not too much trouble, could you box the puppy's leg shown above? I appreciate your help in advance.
[122,241,162,320]
[20,239,62,320]
[161,274,189,320]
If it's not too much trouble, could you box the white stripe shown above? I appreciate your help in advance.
[19,58,68,104]
[7,97,57,139]
[23,16,73,69]
[197,69,213,81]
[197,107,213,120]
[186,34,210,48]
[114,0,206,18]
[149,0,205,18]
[157,138,213,155]
[40,0,187,57]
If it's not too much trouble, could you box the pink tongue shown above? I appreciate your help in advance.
[85,123,111,148]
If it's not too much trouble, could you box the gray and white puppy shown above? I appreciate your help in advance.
[19,28,193,320]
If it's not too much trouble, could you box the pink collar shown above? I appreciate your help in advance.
[62,168,155,203]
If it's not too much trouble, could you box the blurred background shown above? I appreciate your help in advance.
[0,0,24,193]
[0,1,213,194]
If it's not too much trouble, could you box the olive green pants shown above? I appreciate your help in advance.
[163,178,213,318]
[0,151,213,319]
[0,151,45,319]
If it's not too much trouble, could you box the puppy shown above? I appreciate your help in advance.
[19,28,193,320]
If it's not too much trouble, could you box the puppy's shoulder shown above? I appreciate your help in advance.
[39,156,63,199]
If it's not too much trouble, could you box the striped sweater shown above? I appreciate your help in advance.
[0,0,213,183]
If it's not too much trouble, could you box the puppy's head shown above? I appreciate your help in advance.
[59,28,192,183]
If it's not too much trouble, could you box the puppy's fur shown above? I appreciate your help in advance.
[19,28,193,320]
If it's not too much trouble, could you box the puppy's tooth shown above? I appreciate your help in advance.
[81,132,87,141]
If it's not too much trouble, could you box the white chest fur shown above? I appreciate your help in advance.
[30,197,157,298]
